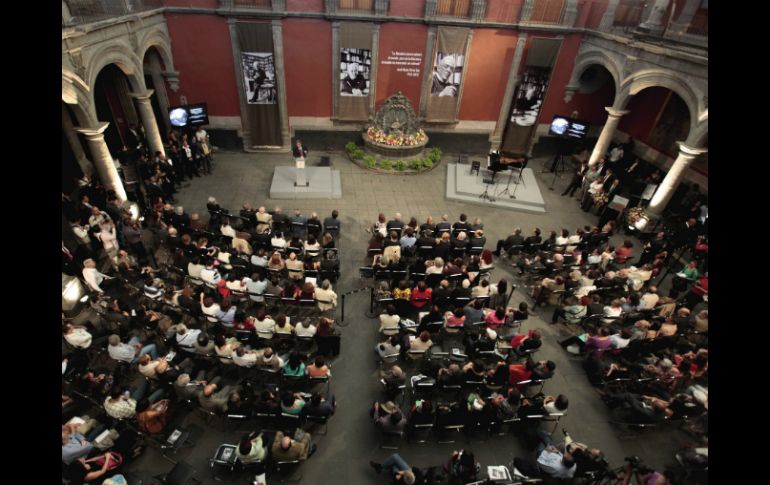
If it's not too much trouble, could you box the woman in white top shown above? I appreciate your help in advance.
[251,250,268,268]
[426,257,444,275]
[94,222,119,263]
[295,320,317,337]
[214,334,239,364]
[138,354,162,379]
[271,232,287,250]
[314,280,338,311]
[303,234,322,255]
[543,395,568,415]
[603,299,623,323]
[200,295,221,323]
[471,279,491,298]
[588,178,604,196]
[63,323,93,349]
[555,229,570,246]
[285,252,304,280]
[220,219,237,239]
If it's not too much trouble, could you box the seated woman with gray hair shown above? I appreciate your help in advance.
[314,279,338,311]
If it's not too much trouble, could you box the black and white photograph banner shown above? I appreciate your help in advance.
[242,52,277,105]
[430,52,464,97]
[340,48,371,96]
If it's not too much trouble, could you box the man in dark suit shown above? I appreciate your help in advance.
[435,215,451,235]
[323,210,341,236]
[452,214,469,233]
[523,228,542,252]
[638,232,667,266]
[289,210,307,238]
[270,206,290,233]
[292,139,308,159]
[494,228,524,256]
[469,230,486,251]
[417,230,436,250]
[386,213,403,233]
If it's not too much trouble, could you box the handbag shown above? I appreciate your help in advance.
[92,452,123,470]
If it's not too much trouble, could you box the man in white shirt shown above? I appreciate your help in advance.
[200,261,222,288]
[535,430,577,479]
[82,259,118,293]
[256,206,273,233]
[187,259,205,280]
[175,324,202,349]
[232,346,258,368]
[640,286,660,310]
[107,334,158,364]
[63,323,93,349]
[295,319,317,337]
[254,313,276,336]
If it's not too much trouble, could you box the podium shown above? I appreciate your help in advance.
[294,158,309,187]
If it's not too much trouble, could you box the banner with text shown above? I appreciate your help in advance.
[376,23,427,110]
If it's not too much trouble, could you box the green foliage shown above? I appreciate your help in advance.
[422,157,434,169]
[410,158,423,171]
[379,159,393,170]
[428,147,442,163]
[350,148,365,159]
[364,155,376,168]
[395,160,407,171]
[345,141,357,153]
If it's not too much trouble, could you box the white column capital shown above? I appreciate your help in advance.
[75,122,110,137]
[677,142,708,157]
[129,90,155,101]
[605,107,630,118]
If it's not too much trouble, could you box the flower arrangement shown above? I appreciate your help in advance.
[365,127,427,147]
[626,206,649,225]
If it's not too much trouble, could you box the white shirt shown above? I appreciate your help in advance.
[96,226,118,251]
[176,329,201,348]
[200,267,221,286]
[233,351,258,368]
[65,328,93,349]
[202,303,221,323]
[587,254,602,264]
[271,237,286,249]
[83,267,107,292]
[295,324,317,337]
[555,236,569,246]
[108,343,136,363]
[640,293,660,310]
[426,266,443,275]
[610,334,630,349]
[221,225,236,239]
[610,147,623,162]
[139,360,161,378]
[195,129,208,143]
[88,212,110,228]
[187,263,204,278]
[246,278,268,302]
[72,225,91,245]
[255,317,276,335]
[251,255,268,267]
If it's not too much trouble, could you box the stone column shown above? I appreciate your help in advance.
[75,123,128,202]
[130,90,165,157]
[272,20,291,149]
[588,107,628,166]
[62,0,74,25]
[490,33,527,150]
[647,142,707,217]
[599,0,621,29]
[666,0,702,36]
[418,26,438,118]
[638,0,672,35]
[62,104,93,176]
[519,0,535,22]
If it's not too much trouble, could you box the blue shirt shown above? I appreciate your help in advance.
[62,432,93,464]
[400,236,416,249]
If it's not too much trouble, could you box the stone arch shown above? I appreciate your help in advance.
[566,50,622,98]
[615,69,700,131]
[86,43,146,94]
[138,29,176,72]
[62,70,97,127]
[687,117,708,147]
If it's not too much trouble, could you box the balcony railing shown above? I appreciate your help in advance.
[233,0,272,7]
[339,0,375,13]
[435,0,471,18]
[529,0,564,24]
[64,0,163,26]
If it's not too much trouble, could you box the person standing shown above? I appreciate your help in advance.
[562,160,587,197]
[292,139,308,159]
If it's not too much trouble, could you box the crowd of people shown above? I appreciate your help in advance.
[62,185,347,483]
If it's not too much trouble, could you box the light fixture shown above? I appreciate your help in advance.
[122,201,141,222]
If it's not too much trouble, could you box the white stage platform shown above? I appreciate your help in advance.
[445,163,546,213]
[269,166,342,199]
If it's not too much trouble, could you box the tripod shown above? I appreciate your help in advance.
[548,153,569,191]
[479,181,495,201]
[497,168,516,199]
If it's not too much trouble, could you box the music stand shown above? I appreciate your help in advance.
[479,170,496,202]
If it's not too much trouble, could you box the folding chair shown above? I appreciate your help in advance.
[379,429,404,450]
[304,414,329,436]
[209,444,238,481]
[274,458,303,483]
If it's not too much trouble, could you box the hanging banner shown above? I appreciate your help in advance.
[236,22,281,147]
[338,22,374,121]
[340,48,372,96]
[425,27,469,121]
[501,37,562,154]
[242,52,277,105]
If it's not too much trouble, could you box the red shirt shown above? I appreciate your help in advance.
[411,287,432,308]
[614,246,632,263]
[692,276,708,296]
[508,364,533,388]
[233,317,256,331]
[485,312,506,329]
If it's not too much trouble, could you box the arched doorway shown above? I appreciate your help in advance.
[93,64,139,158]
[618,86,691,159]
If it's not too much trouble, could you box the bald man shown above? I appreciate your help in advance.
[432,55,459,97]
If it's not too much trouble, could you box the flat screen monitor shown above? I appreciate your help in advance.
[549,115,590,140]
[168,103,209,127]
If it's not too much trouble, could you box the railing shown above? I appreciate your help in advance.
[613,0,644,28]
[529,0,564,24]
[436,0,471,18]
[339,0,374,13]
[233,0,273,7]
[685,7,708,36]
[64,0,164,26]
[485,0,520,23]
